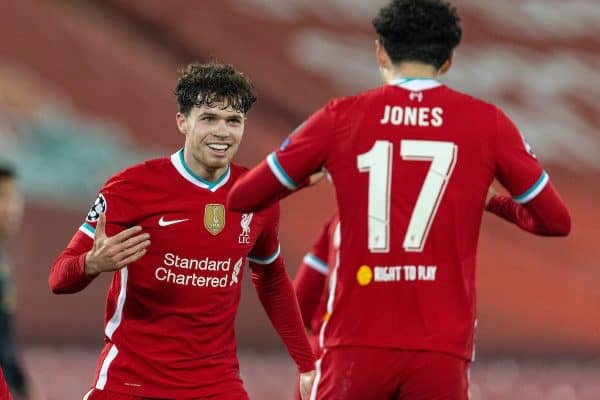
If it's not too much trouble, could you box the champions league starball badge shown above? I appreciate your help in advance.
[86,193,107,222]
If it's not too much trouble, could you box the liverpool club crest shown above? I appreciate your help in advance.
[204,204,225,235]
[238,213,253,244]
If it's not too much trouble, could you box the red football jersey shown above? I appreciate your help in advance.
[54,151,282,398]
[294,212,340,356]
[260,78,550,360]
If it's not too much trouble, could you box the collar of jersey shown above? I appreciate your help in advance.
[390,77,442,91]
[170,149,230,192]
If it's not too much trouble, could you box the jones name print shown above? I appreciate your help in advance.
[380,105,443,127]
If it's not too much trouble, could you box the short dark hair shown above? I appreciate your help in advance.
[175,62,257,115]
[0,164,15,180]
[373,0,462,69]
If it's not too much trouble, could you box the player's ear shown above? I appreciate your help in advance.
[175,112,188,135]
[439,52,454,75]
[375,39,389,69]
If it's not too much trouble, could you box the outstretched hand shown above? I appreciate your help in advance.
[84,213,151,277]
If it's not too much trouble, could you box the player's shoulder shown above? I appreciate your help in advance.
[323,86,386,113]
[102,155,170,191]
[444,85,502,116]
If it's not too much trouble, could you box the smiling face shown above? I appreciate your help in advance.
[176,103,245,180]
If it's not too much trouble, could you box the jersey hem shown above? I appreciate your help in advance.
[322,342,473,362]
[99,377,245,398]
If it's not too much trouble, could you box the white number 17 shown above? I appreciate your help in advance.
[357,139,457,253]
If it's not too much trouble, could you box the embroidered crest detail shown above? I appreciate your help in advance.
[238,213,253,244]
[204,204,225,235]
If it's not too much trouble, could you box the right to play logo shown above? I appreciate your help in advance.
[357,264,438,286]
[356,265,373,286]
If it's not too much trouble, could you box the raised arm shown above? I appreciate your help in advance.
[229,103,337,213]
[49,177,151,294]
[49,213,150,294]
[228,161,292,212]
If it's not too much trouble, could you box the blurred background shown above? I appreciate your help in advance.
[0,0,598,399]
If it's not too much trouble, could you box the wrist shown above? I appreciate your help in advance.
[84,252,101,277]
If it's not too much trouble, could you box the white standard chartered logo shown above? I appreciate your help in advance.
[155,253,245,288]
[230,258,243,286]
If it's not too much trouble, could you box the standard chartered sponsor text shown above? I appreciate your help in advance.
[156,253,240,287]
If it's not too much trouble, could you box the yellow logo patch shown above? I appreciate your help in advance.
[356,265,373,286]
[204,204,225,235]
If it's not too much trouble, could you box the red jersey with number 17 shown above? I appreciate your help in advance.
[263,78,551,360]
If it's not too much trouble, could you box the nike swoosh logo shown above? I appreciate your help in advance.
[158,217,189,227]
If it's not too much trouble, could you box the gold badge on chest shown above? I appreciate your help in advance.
[204,204,225,235]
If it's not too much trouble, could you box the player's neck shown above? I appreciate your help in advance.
[182,152,228,183]
[385,62,439,83]
[197,166,228,183]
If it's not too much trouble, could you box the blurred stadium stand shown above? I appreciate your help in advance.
[0,0,598,398]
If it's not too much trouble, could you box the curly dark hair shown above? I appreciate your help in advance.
[175,62,256,115]
[373,0,462,69]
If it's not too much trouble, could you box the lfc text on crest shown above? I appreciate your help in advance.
[239,213,253,244]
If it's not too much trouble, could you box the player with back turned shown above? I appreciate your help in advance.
[292,188,549,400]
[228,1,571,399]
[49,62,315,400]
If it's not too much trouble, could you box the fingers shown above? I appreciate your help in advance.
[89,214,151,272]
[117,248,148,268]
[115,238,151,265]
[114,232,151,254]
[299,370,316,400]
[110,224,144,243]
[308,171,325,186]
[300,382,310,400]
[95,212,107,238]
